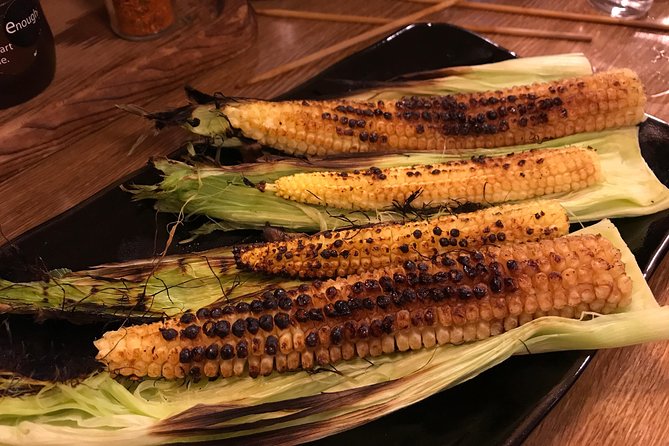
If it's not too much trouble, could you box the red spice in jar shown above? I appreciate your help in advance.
[107,0,175,39]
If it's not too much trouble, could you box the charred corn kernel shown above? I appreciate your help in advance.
[271,146,600,211]
[198,69,644,157]
[234,201,568,279]
[95,233,632,380]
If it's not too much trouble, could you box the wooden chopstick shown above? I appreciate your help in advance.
[256,9,389,25]
[255,8,592,42]
[409,0,669,32]
[246,0,459,85]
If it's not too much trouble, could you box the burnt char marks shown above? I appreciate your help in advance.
[233,249,528,338]
[329,107,387,143]
[215,248,533,349]
[394,83,572,137]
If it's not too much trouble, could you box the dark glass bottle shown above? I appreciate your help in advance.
[0,0,55,109]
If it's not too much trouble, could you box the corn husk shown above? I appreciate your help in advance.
[128,126,669,234]
[0,220,667,445]
[347,53,593,99]
[128,53,668,233]
[0,247,296,320]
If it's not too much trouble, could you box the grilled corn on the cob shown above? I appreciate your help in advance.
[95,233,632,379]
[270,146,600,211]
[185,69,645,156]
[234,201,569,279]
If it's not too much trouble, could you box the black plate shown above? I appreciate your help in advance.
[0,23,668,445]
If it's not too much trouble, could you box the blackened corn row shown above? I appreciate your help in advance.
[271,146,600,211]
[208,69,644,157]
[95,234,633,380]
[234,201,568,279]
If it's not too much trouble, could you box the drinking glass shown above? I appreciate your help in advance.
[588,0,654,18]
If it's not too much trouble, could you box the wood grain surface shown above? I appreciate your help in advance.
[0,0,667,444]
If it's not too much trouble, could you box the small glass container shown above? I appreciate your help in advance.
[588,0,653,18]
[105,0,176,41]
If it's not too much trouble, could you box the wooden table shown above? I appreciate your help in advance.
[1,0,667,444]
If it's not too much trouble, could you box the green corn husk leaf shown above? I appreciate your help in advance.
[127,126,669,234]
[0,219,667,446]
[133,53,668,234]
[347,53,593,100]
[0,248,296,320]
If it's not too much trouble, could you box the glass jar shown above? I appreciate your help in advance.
[0,0,56,109]
[588,0,653,18]
[105,0,176,41]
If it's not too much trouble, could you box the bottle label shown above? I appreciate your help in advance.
[1,0,44,76]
